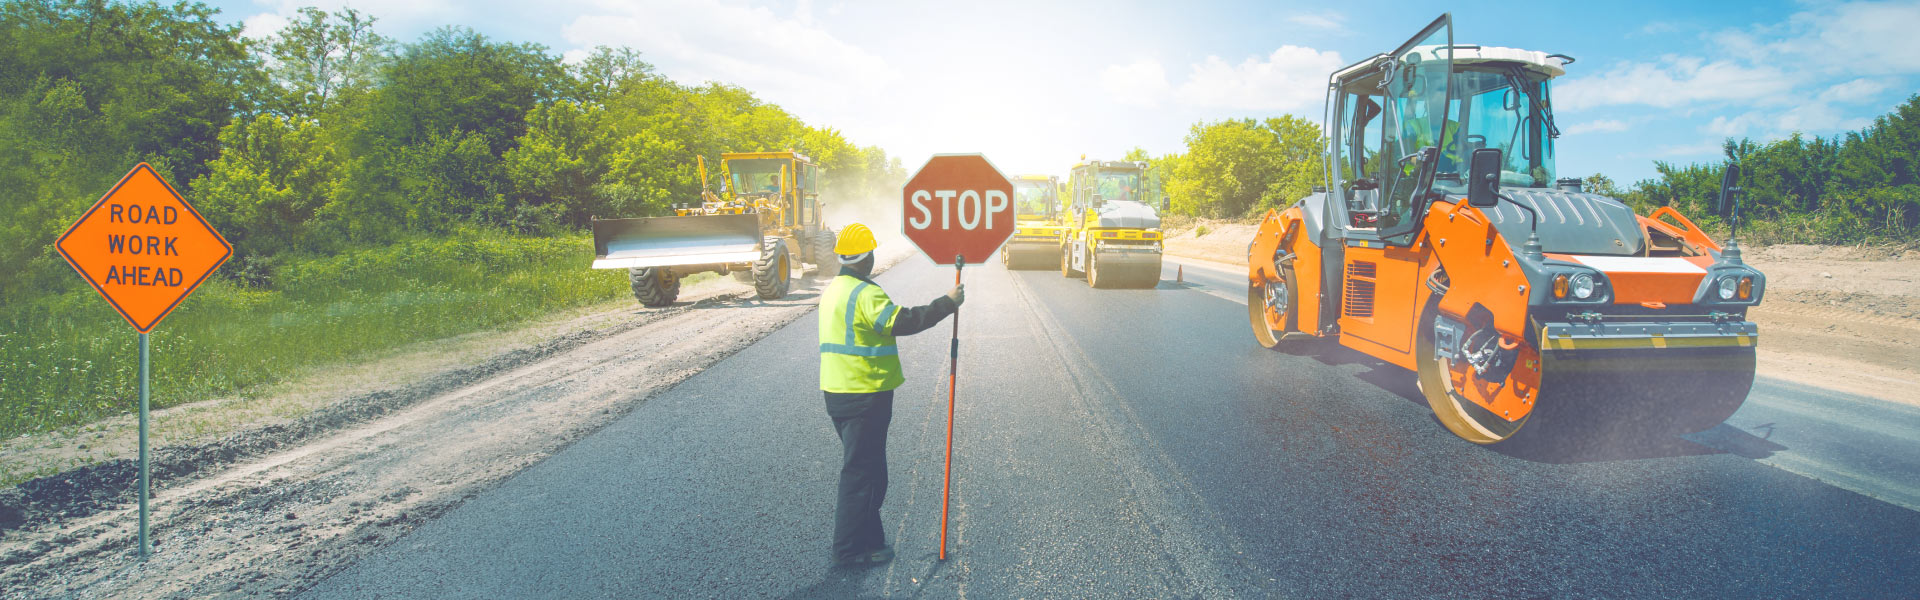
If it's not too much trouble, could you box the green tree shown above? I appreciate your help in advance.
[1163,116,1325,218]
[190,114,340,256]
[0,0,258,300]
[264,6,393,118]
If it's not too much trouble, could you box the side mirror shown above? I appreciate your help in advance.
[1468,148,1504,208]
[1716,163,1741,216]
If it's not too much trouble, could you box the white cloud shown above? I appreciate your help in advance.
[1638,21,1680,36]
[1286,12,1344,32]
[1818,78,1892,103]
[1564,119,1630,135]
[1774,101,1872,134]
[1776,1,1920,75]
[243,0,462,42]
[1099,60,1170,108]
[240,12,288,41]
[560,0,897,99]
[1703,112,1765,136]
[1555,56,1796,111]
[1702,101,1873,139]
[1173,45,1343,112]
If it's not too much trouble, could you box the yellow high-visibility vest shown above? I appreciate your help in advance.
[819,274,904,393]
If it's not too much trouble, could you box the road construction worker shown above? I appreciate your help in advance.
[818,222,963,567]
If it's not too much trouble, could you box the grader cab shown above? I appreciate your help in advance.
[1246,15,1765,444]
[591,151,837,306]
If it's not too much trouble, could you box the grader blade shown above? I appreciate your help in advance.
[591,214,764,270]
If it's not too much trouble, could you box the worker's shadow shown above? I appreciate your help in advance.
[779,554,953,600]
[778,573,884,600]
[776,562,913,600]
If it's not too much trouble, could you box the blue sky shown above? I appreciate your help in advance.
[200,0,1919,185]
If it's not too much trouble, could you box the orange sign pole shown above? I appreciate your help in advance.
[939,255,963,561]
[56,163,230,559]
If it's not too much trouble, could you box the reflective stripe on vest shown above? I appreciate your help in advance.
[819,281,900,356]
[819,276,906,393]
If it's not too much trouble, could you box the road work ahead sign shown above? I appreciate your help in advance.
[56,163,231,333]
[902,154,1015,266]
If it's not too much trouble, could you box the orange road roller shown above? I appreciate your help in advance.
[1247,15,1764,444]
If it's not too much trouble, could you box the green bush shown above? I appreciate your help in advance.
[0,228,625,438]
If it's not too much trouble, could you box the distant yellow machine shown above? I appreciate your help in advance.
[590,151,837,306]
[1001,174,1066,270]
[1060,159,1165,288]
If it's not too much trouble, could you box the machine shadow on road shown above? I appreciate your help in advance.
[1266,337,1788,465]
[1487,381,1789,464]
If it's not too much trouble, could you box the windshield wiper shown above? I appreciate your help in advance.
[1504,65,1559,139]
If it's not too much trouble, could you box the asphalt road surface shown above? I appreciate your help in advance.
[302,254,1920,598]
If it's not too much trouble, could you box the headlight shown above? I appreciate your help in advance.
[1570,273,1596,299]
[1717,276,1738,300]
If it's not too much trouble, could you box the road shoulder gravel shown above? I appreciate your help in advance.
[0,250,905,599]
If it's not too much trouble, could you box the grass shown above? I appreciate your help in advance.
[0,227,633,440]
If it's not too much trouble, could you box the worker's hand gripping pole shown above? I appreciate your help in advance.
[940,255,962,560]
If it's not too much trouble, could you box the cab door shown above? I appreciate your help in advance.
[1336,16,1453,367]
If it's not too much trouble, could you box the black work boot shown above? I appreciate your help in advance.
[833,545,895,568]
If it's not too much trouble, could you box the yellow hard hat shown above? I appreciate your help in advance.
[834,223,877,256]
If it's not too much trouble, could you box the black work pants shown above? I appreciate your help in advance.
[825,390,893,560]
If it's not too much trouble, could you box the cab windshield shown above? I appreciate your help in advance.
[727,159,787,196]
[1435,67,1557,192]
[1095,171,1142,203]
[1013,181,1054,217]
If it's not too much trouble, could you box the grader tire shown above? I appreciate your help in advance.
[629,267,680,307]
[754,238,793,300]
[812,227,838,279]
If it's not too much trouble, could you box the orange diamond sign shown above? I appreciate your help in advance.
[56,163,231,333]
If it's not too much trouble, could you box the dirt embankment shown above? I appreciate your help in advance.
[1164,220,1920,406]
[0,248,907,599]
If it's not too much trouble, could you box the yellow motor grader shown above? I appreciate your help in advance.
[590,151,836,307]
[1246,15,1765,444]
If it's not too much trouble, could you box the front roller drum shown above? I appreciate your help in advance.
[1416,311,1759,444]
[1002,241,1056,270]
[1088,250,1162,289]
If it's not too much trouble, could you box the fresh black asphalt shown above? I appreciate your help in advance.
[301,254,1920,598]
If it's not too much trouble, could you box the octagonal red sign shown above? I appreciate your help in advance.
[901,154,1014,266]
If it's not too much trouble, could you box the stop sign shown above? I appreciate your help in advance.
[901,154,1015,266]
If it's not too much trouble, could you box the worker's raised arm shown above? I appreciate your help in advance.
[882,284,964,337]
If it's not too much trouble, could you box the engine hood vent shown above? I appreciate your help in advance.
[1096,200,1160,229]
[1480,189,1645,257]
